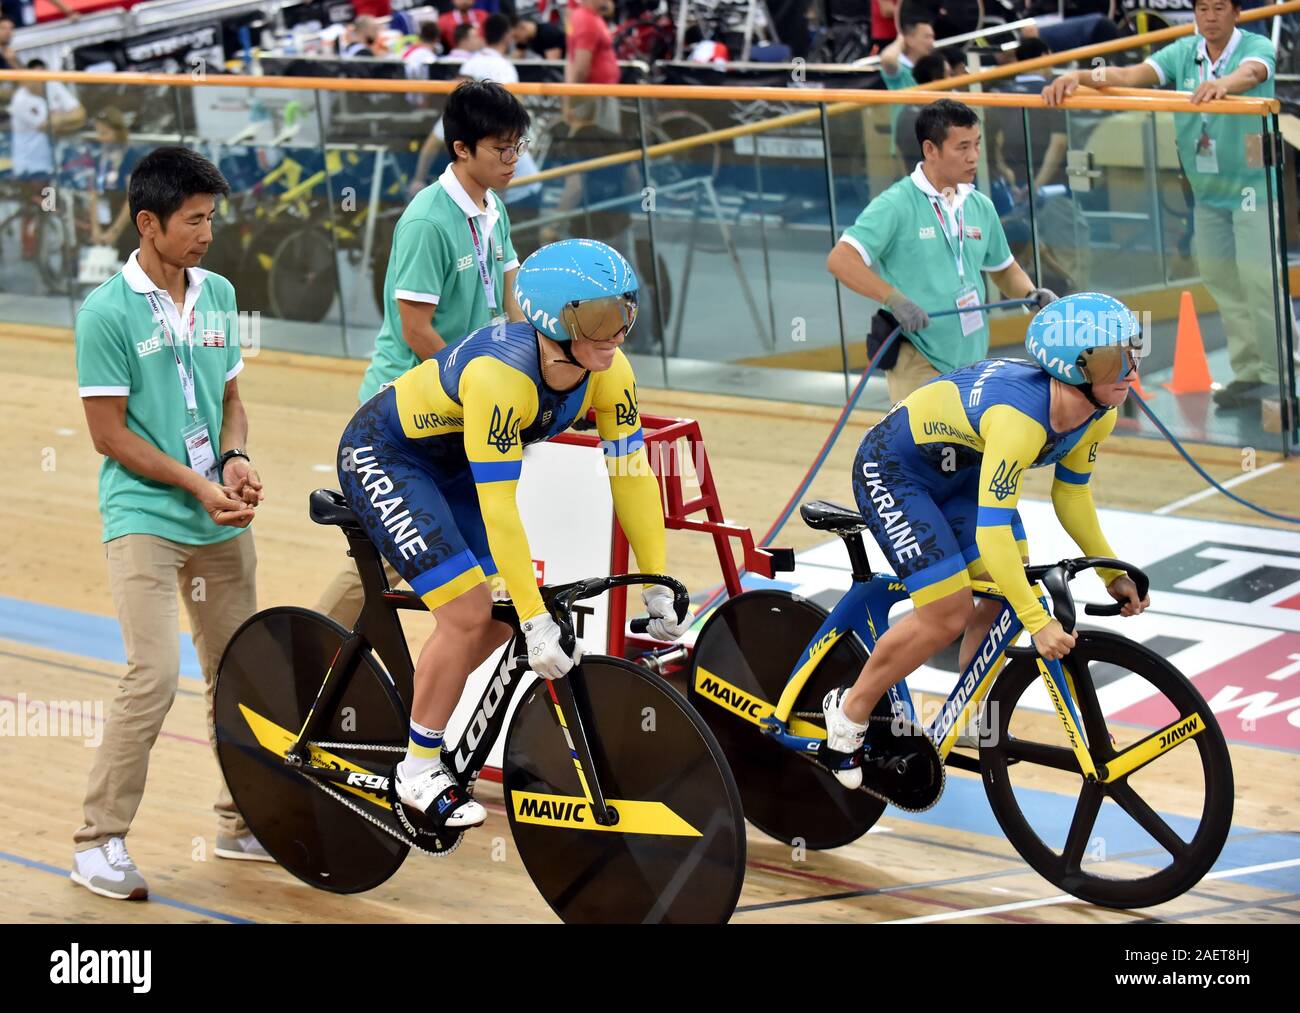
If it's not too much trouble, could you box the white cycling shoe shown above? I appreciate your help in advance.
[395,761,486,829]
[822,687,869,790]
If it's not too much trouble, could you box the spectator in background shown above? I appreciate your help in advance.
[343,15,383,57]
[566,0,620,132]
[440,0,488,52]
[351,0,393,17]
[403,21,443,72]
[512,14,565,59]
[460,13,518,80]
[0,17,18,71]
[894,52,954,166]
[871,0,898,50]
[88,107,144,264]
[988,36,1085,295]
[880,14,935,161]
[880,12,935,90]
[9,59,85,181]
[409,16,538,200]
[447,22,484,60]
[1,0,79,28]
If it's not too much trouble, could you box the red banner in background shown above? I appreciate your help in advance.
[34,0,145,22]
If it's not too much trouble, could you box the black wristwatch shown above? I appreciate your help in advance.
[218,449,250,475]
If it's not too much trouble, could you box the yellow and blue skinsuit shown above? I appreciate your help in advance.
[337,321,664,619]
[852,358,1125,634]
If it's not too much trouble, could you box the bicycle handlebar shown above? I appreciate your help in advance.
[1004,557,1150,659]
[544,573,689,653]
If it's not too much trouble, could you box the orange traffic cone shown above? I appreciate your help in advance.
[1164,291,1216,395]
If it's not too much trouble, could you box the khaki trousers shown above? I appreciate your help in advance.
[74,531,257,849]
[1193,202,1281,388]
[885,341,943,404]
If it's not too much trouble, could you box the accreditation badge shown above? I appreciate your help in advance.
[182,417,219,483]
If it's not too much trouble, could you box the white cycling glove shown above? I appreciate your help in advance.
[521,613,585,680]
[642,586,692,642]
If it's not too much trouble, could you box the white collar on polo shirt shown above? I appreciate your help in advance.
[910,162,973,216]
[122,249,208,299]
[439,163,500,236]
[900,53,915,70]
[1197,27,1242,72]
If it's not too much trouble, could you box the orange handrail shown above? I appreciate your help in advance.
[0,70,1280,114]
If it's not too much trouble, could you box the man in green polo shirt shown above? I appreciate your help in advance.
[829,99,1056,404]
[1043,0,1279,410]
[880,13,935,92]
[72,147,270,901]
[879,11,936,155]
[320,80,530,625]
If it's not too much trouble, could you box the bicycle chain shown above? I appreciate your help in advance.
[790,714,947,814]
[308,741,405,753]
[303,767,464,859]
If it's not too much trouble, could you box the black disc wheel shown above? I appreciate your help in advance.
[981,630,1234,908]
[236,221,296,316]
[269,225,339,322]
[687,590,886,850]
[35,211,72,295]
[214,607,411,894]
[504,657,745,923]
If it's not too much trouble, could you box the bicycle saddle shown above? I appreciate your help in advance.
[799,500,868,534]
[309,488,360,528]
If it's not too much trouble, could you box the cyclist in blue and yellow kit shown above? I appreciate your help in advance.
[337,240,689,828]
[824,292,1152,786]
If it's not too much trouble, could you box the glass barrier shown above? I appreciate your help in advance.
[0,72,1293,454]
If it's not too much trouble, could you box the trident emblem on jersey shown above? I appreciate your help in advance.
[615,386,638,428]
[488,405,522,454]
[988,459,1023,502]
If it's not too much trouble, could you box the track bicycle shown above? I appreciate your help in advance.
[214,489,746,923]
[687,499,1234,909]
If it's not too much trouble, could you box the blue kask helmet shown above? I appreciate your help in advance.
[514,239,638,354]
[1025,291,1141,389]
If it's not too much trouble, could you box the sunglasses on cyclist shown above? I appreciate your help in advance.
[560,294,638,344]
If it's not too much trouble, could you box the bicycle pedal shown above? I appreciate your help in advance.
[815,742,861,772]
[388,781,467,856]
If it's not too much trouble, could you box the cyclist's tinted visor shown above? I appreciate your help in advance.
[561,293,638,343]
[1081,344,1139,385]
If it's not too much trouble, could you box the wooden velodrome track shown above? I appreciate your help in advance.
[2,323,1297,924]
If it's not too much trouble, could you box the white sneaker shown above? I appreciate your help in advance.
[822,687,868,789]
[71,837,148,900]
[215,831,276,862]
[395,762,486,829]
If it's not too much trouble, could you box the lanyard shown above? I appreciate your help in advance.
[145,289,199,418]
[1197,30,1241,85]
[1197,31,1241,132]
[930,197,966,280]
[467,217,497,311]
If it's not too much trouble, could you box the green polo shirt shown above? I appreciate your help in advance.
[360,164,519,402]
[882,56,917,91]
[1146,29,1275,210]
[882,55,916,148]
[841,166,1014,374]
[75,251,246,546]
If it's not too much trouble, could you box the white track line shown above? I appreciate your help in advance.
[1153,462,1283,516]
[879,857,1300,923]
